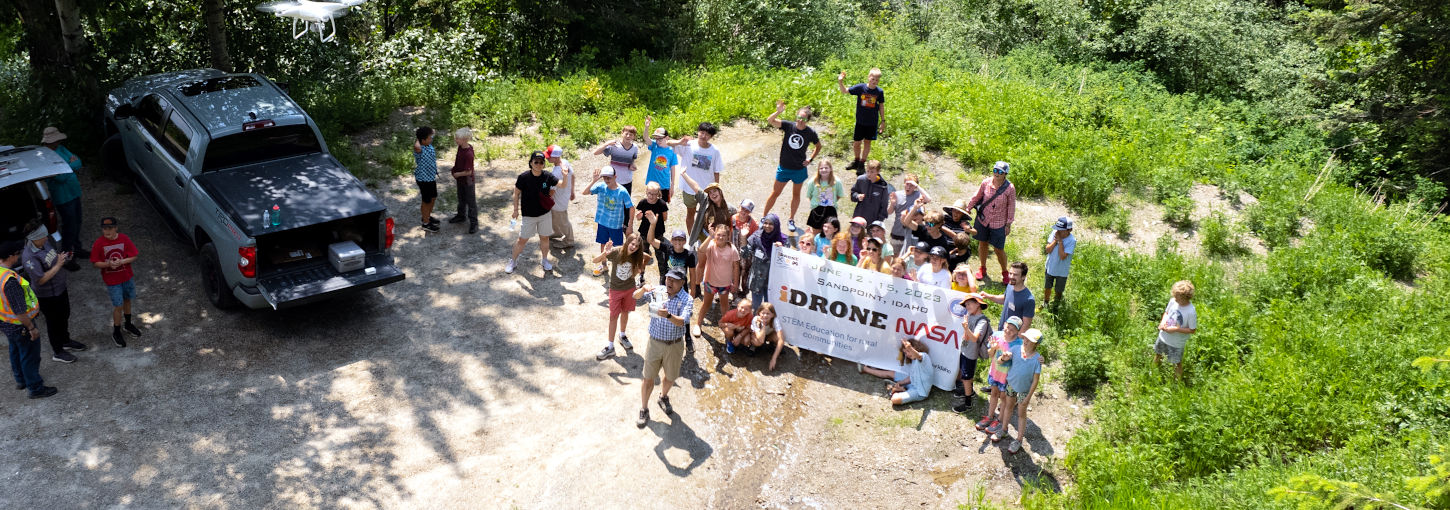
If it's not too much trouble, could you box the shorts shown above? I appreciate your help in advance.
[595,226,624,246]
[703,283,732,295]
[644,337,686,383]
[1006,385,1031,399]
[892,391,927,404]
[958,355,978,381]
[608,288,636,315]
[973,223,1008,250]
[806,206,837,230]
[853,123,879,141]
[683,191,701,210]
[1044,274,1068,296]
[1154,338,1184,364]
[988,378,1009,393]
[775,166,808,184]
[416,180,438,204]
[622,181,633,194]
[520,214,553,238]
[106,280,136,307]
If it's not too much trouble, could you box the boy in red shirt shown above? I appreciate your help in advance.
[90,217,142,347]
[719,298,754,354]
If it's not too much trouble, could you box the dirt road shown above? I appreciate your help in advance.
[0,119,1090,508]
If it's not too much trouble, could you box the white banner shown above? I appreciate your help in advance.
[768,247,966,390]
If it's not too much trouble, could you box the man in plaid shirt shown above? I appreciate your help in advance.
[966,161,1017,284]
[584,166,634,276]
[634,268,694,428]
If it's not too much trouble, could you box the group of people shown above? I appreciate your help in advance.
[3,128,146,401]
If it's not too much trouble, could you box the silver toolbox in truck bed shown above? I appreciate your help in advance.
[327,241,366,273]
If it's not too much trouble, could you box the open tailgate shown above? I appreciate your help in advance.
[256,253,404,309]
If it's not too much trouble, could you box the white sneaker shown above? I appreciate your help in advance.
[542,259,554,271]
[592,263,605,277]
[505,258,517,274]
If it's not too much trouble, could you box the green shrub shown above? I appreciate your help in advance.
[1062,332,1113,392]
[1243,198,1303,250]
[1199,212,1248,258]
[1163,195,1195,228]
[1089,203,1132,240]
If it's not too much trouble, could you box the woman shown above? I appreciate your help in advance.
[825,232,856,265]
[693,224,740,336]
[860,337,935,405]
[590,234,654,360]
[746,303,790,371]
[813,217,840,257]
[856,237,887,272]
[743,214,787,310]
[805,160,845,232]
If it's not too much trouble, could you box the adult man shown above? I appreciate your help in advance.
[447,128,479,234]
[837,69,886,172]
[763,100,821,233]
[546,145,576,249]
[635,268,694,428]
[678,122,723,235]
[985,262,1035,332]
[1,240,57,399]
[583,166,635,276]
[19,222,87,363]
[889,174,925,254]
[966,161,1017,284]
[41,127,87,268]
[850,160,895,225]
[507,151,560,275]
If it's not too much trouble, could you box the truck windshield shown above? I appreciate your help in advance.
[203,124,322,171]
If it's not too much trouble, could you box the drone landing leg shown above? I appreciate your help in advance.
[291,17,306,39]
[320,16,337,43]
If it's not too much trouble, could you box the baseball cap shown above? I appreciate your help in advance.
[100,217,119,227]
[914,241,930,252]
[739,199,755,212]
[599,166,616,177]
[992,161,1010,175]
[850,216,867,226]
[869,220,885,230]
[652,127,667,139]
[1053,217,1074,231]
[665,268,686,281]
[1022,328,1043,343]
[0,240,22,259]
[529,150,545,161]
[929,246,947,258]
[545,145,563,158]
[671,229,687,240]
[1005,315,1023,330]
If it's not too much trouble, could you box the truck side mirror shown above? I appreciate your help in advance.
[113,103,136,119]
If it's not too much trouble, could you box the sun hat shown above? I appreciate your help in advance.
[943,199,970,217]
[671,229,687,240]
[545,145,563,158]
[1053,217,1074,231]
[992,161,1010,175]
[739,199,755,212]
[1021,328,1042,343]
[1005,315,1023,330]
[599,166,616,177]
[41,127,67,144]
[702,182,722,195]
[962,292,988,306]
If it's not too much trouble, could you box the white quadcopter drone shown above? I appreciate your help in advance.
[256,0,368,43]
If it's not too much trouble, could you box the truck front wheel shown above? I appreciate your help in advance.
[200,242,240,309]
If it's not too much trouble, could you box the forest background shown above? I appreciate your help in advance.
[2,0,1449,507]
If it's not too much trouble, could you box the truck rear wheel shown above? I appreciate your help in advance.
[200,242,240,309]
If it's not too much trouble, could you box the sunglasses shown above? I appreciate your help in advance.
[862,248,879,252]
[924,222,937,227]
[993,169,1008,175]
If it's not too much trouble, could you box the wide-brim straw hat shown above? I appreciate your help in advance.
[41,127,67,144]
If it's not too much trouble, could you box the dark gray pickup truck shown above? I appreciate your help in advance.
[103,69,404,309]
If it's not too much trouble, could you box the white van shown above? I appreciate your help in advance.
[0,145,70,244]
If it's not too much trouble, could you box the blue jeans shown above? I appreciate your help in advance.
[56,198,83,253]
[7,328,44,393]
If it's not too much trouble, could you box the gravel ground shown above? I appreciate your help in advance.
[0,118,1094,509]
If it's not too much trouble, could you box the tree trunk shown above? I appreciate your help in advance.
[202,0,233,72]
[10,0,71,78]
[52,0,86,59]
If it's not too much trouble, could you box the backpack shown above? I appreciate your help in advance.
[969,314,993,359]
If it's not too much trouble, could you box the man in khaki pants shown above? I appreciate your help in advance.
[546,145,576,249]
[635,268,693,428]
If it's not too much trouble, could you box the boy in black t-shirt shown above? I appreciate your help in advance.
[635,182,671,285]
[645,218,698,338]
[838,68,886,172]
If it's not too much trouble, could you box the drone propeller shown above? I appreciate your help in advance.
[254,0,296,13]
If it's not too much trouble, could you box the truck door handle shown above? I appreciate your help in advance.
[174,175,185,187]
[144,142,155,153]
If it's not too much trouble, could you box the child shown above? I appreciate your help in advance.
[546,145,576,249]
[847,216,868,257]
[796,235,815,255]
[1042,217,1076,309]
[646,221,697,340]
[90,217,142,347]
[805,161,845,232]
[1000,327,1043,454]
[764,100,822,231]
[916,246,951,288]
[719,298,754,354]
[978,316,1024,437]
[868,221,895,259]
[693,224,740,335]
[448,128,478,233]
[888,258,913,281]
[642,118,683,202]
[813,217,840,257]
[825,232,856,265]
[856,237,886,272]
[593,126,640,193]
[507,151,560,275]
[950,264,979,294]
[904,241,929,276]
[732,199,759,274]
[860,336,933,406]
[749,303,789,371]
[954,292,993,413]
[635,182,670,284]
[837,68,886,172]
[1154,280,1197,380]
[582,166,634,276]
[412,127,440,232]
[591,235,653,361]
